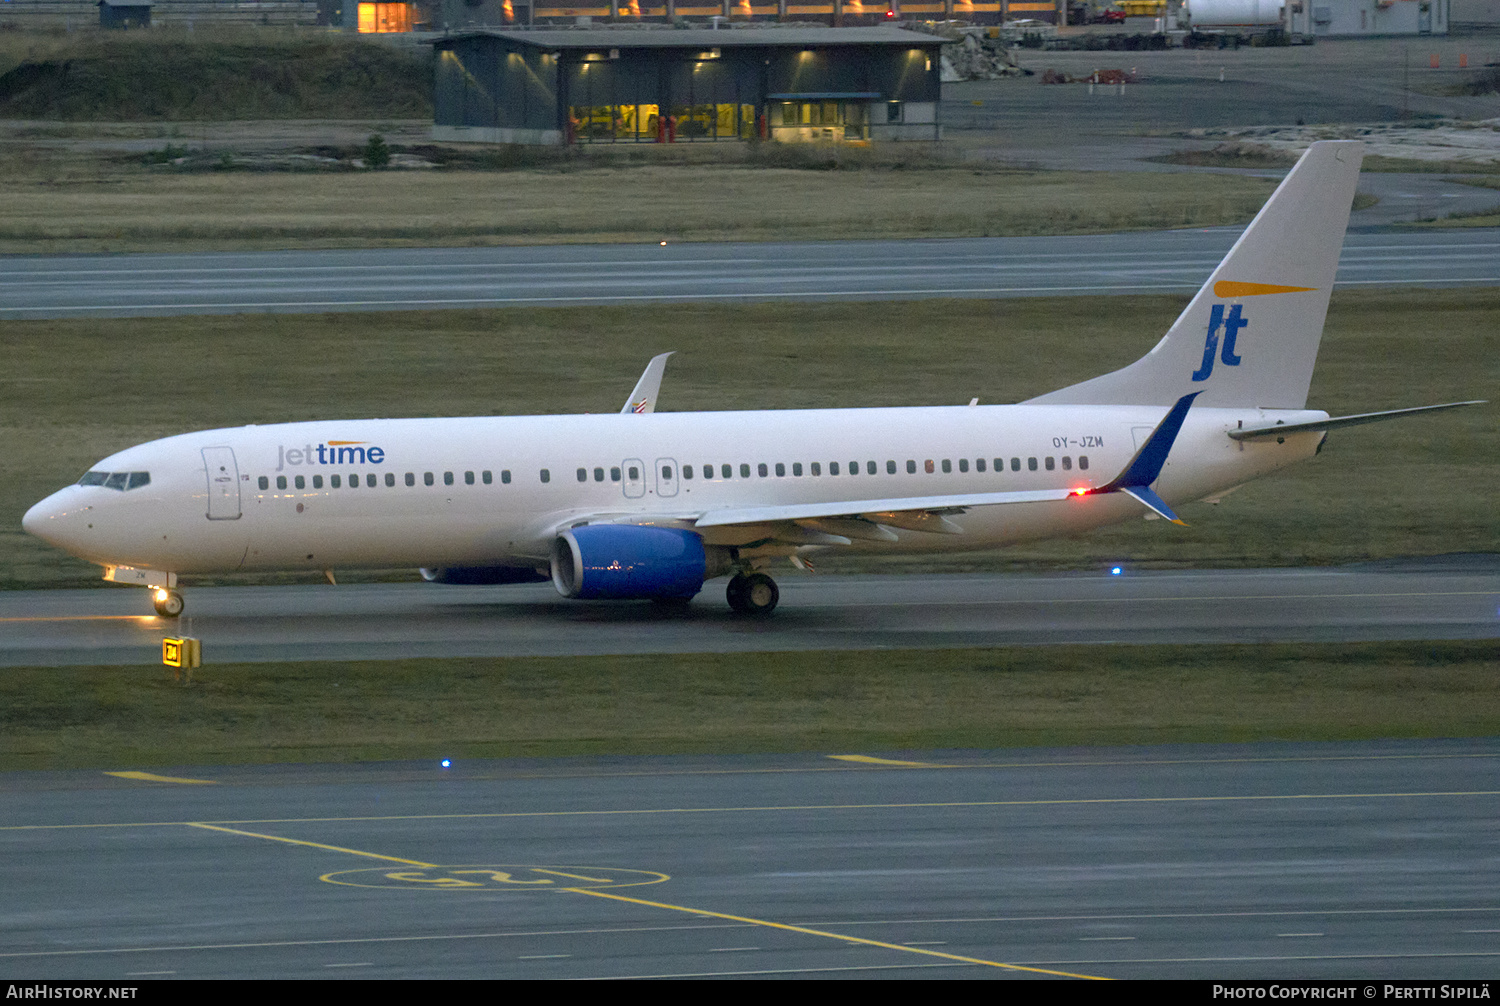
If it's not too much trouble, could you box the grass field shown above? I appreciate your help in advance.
[0,158,1279,253]
[2,288,1494,590]
[0,642,1493,770]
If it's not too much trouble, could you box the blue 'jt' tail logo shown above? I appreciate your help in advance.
[1191,303,1247,382]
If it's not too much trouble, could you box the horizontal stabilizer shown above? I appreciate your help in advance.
[1228,400,1486,441]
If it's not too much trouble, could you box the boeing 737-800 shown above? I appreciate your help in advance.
[22,141,1482,617]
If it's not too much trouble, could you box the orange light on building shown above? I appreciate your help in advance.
[503,0,514,18]
[626,0,641,13]
[357,2,412,32]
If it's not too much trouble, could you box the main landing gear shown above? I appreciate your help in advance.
[153,588,185,617]
[726,571,779,615]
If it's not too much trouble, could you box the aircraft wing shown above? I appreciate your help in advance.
[574,393,1205,546]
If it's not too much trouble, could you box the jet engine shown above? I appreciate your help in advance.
[551,525,720,600]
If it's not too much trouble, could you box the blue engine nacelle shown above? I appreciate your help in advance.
[421,566,549,585]
[551,525,708,600]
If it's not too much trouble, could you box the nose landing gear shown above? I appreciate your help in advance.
[726,571,779,615]
[153,588,185,617]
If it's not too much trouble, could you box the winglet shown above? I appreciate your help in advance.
[621,352,674,415]
[1090,391,1200,524]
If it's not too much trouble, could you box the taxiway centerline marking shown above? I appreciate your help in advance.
[566,887,1110,980]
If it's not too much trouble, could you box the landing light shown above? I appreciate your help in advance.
[153,588,169,602]
[1111,566,1123,576]
[441,759,452,769]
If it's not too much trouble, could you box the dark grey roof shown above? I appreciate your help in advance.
[436,26,943,50]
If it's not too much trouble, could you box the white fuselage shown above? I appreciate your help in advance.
[24,403,1325,576]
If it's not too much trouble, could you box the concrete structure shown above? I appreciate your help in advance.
[98,0,151,27]
[433,27,944,145]
[1305,0,1449,35]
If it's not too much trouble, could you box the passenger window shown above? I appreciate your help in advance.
[610,467,621,482]
[924,460,934,474]
[867,461,877,475]
[367,473,377,487]
[1079,456,1089,470]
[942,459,952,473]
[540,469,551,483]
[829,462,839,476]
[774,463,785,477]
[1028,458,1038,471]
[576,468,587,483]
[348,473,359,488]
[719,464,730,479]
[465,471,474,485]
[276,476,287,490]
[128,472,151,490]
[662,466,673,481]
[1062,457,1072,471]
[482,471,493,484]
[331,475,341,488]
[594,467,605,482]
[501,470,512,484]
[887,460,897,474]
[313,475,324,489]
[295,475,305,489]
[758,463,768,477]
[958,459,968,473]
[740,464,751,478]
[809,463,819,476]
[444,472,454,486]
[1011,458,1021,472]
[1045,457,1055,471]
[405,472,415,486]
[682,466,693,480]
[258,476,269,490]
[975,458,985,473]
[627,466,639,480]
[907,460,917,474]
[386,473,396,486]
[424,472,434,486]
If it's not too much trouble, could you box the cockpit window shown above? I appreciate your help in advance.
[78,471,151,491]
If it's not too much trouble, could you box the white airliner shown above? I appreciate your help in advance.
[22,141,1482,617]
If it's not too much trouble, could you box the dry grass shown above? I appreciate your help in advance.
[1,288,1494,589]
[0,163,1277,253]
[0,642,1493,769]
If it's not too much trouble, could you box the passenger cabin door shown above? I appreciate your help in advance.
[655,457,679,498]
[622,458,646,499]
[202,446,242,520]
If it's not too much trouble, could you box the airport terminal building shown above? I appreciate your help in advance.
[432,27,944,145]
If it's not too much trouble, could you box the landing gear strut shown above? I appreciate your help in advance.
[153,588,185,617]
[726,572,778,615]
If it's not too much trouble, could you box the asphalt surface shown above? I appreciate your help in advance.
[2,562,1496,667]
[2,739,1497,980]
[2,229,1498,320]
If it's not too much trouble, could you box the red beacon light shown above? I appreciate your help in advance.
[884,6,896,17]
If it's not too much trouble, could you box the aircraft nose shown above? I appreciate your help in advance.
[23,488,85,551]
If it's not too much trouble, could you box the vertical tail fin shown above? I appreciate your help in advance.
[1027,140,1364,409]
